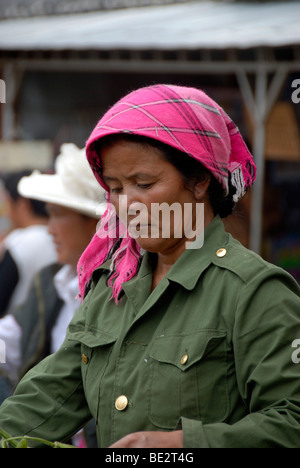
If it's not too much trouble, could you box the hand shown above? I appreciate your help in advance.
[109,430,183,448]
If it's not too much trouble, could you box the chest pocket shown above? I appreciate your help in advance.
[67,327,117,418]
[148,330,229,429]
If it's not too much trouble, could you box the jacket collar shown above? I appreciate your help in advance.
[93,215,229,294]
[164,215,229,290]
[121,215,229,319]
[126,215,228,289]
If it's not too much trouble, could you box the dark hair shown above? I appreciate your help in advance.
[1,170,48,218]
[95,133,236,218]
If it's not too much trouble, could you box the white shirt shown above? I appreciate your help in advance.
[51,265,80,353]
[3,225,57,314]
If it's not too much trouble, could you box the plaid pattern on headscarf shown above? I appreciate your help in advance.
[77,84,256,302]
[87,84,256,200]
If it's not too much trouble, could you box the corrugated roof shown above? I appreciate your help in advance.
[0,0,188,20]
[0,1,299,51]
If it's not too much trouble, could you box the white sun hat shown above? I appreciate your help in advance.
[18,143,107,218]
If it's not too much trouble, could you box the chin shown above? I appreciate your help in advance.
[57,254,66,265]
[134,236,178,255]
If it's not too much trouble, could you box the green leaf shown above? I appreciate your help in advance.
[0,427,77,448]
[16,439,28,448]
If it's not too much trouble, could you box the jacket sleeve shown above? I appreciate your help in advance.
[182,267,300,448]
[0,331,92,445]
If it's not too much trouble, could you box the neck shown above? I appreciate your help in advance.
[151,207,214,290]
[151,248,184,291]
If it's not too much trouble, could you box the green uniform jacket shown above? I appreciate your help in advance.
[0,216,300,448]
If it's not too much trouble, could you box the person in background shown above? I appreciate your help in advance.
[0,170,57,317]
[0,144,106,447]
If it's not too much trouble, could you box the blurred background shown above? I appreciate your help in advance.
[0,0,299,282]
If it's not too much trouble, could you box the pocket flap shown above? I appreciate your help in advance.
[149,329,226,371]
[67,325,117,348]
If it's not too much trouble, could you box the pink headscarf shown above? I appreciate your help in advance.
[78,84,256,302]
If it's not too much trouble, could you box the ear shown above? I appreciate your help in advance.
[193,174,211,201]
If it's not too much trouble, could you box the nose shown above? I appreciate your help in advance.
[117,189,148,227]
[116,185,140,216]
[47,216,59,240]
[47,217,55,235]
[118,195,144,225]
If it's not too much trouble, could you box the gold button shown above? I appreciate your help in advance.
[115,395,128,411]
[82,354,89,365]
[180,353,189,365]
[216,248,227,258]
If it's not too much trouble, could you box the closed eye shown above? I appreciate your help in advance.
[137,183,153,190]
[110,187,123,194]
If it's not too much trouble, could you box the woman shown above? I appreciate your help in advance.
[0,143,106,447]
[0,144,106,386]
[0,84,299,448]
[13,141,107,380]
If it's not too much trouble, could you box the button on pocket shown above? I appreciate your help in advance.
[115,395,129,411]
[180,353,189,366]
[68,326,117,418]
[148,330,229,429]
[82,353,89,365]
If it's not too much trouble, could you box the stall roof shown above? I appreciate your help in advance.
[0,0,299,51]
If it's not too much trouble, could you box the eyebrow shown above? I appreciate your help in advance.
[103,173,155,182]
[102,175,117,183]
[45,203,62,215]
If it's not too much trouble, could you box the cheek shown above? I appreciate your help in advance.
[109,194,121,216]
[49,219,64,237]
[64,224,83,247]
[52,219,74,245]
[56,227,80,263]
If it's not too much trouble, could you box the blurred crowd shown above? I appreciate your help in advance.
[0,143,106,447]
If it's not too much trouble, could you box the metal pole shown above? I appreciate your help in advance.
[237,66,288,254]
[2,64,16,140]
[236,68,266,254]
[249,71,267,254]
[1,63,24,140]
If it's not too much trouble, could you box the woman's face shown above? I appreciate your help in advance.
[47,204,97,268]
[101,139,212,256]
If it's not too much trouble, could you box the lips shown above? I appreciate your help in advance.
[54,242,63,251]
[128,222,151,238]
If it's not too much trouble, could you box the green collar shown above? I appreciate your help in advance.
[121,215,229,318]
[93,215,229,293]
[136,215,229,289]
[164,215,228,290]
